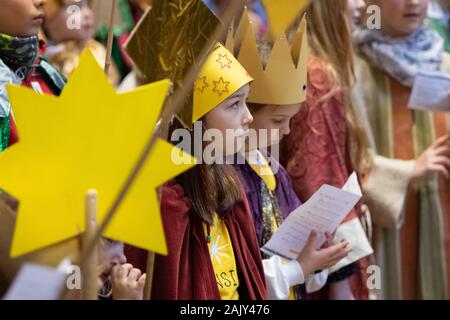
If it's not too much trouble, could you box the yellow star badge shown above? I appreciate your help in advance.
[0,50,196,258]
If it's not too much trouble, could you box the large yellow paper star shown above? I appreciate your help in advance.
[262,0,310,36]
[0,50,196,258]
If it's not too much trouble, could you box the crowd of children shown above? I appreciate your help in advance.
[0,0,449,300]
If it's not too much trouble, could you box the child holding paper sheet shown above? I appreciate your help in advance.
[352,0,450,300]
[0,0,66,153]
[228,10,352,300]
[281,0,373,300]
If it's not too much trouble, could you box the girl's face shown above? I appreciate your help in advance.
[348,0,367,26]
[0,0,46,37]
[44,0,95,43]
[372,0,428,37]
[203,84,253,157]
[249,103,301,150]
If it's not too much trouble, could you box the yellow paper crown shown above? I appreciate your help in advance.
[192,43,253,123]
[228,11,308,106]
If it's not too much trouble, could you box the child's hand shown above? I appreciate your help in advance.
[412,134,450,181]
[296,230,351,276]
[321,231,335,249]
[111,263,146,300]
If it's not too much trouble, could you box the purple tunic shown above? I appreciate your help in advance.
[233,158,301,247]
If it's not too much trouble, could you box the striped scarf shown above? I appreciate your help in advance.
[354,26,444,87]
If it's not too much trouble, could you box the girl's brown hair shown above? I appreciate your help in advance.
[168,117,242,225]
[289,0,370,174]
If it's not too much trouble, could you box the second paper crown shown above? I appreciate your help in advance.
[227,9,308,106]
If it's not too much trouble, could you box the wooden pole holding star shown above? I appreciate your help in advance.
[80,189,99,300]
[79,0,116,300]
[104,0,117,77]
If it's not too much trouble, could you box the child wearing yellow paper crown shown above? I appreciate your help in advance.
[42,0,119,86]
[126,43,268,300]
[227,10,353,300]
[280,0,372,300]
[122,0,267,299]
[352,0,450,300]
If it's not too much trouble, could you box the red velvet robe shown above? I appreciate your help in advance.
[125,182,268,300]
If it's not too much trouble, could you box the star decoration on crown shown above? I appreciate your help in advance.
[212,77,230,97]
[216,53,233,69]
[194,76,209,93]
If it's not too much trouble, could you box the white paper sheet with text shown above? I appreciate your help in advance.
[261,172,362,260]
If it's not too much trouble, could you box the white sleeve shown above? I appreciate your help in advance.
[364,155,415,228]
[262,255,305,300]
[305,269,329,293]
